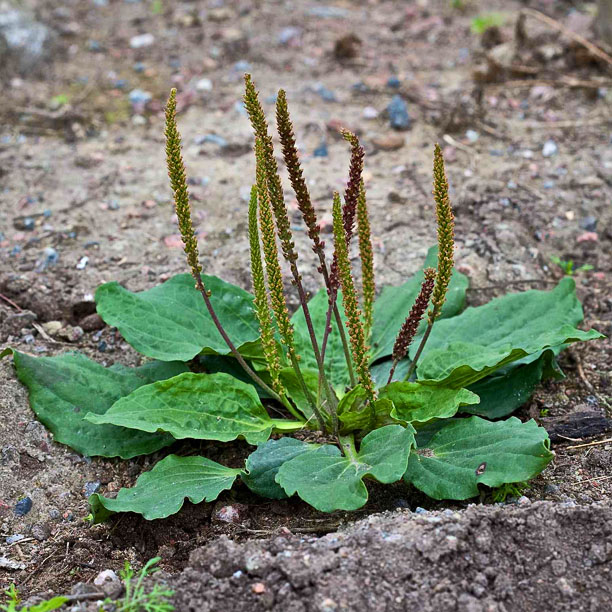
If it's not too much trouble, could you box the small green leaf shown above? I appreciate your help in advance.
[338,398,395,432]
[5,349,185,458]
[242,438,318,499]
[292,289,351,390]
[95,274,261,362]
[404,416,553,500]
[87,372,275,445]
[279,367,320,420]
[336,386,395,432]
[370,246,468,362]
[89,455,241,522]
[276,425,415,511]
[337,384,368,415]
[380,382,479,423]
[465,350,561,419]
[414,278,604,387]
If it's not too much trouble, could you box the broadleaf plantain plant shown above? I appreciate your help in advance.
[2,76,604,521]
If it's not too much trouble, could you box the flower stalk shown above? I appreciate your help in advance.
[387,267,436,384]
[405,144,455,381]
[357,180,375,339]
[164,89,285,406]
[254,140,325,430]
[245,74,339,432]
[332,193,375,401]
[275,88,356,386]
[248,186,284,396]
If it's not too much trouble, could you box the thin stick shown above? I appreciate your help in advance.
[567,438,612,451]
[521,8,612,68]
[0,293,22,310]
[192,269,294,411]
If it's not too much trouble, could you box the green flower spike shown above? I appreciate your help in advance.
[332,193,375,401]
[357,180,375,338]
[248,186,284,396]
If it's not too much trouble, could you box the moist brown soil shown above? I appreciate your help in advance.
[0,0,611,609]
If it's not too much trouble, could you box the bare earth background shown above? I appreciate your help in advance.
[0,0,611,609]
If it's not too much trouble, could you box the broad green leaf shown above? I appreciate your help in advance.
[414,278,604,387]
[465,350,561,419]
[95,274,261,362]
[199,354,274,399]
[89,455,241,522]
[87,372,274,445]
[3,349,185,458]
[292,289,352,390]
[338,398,395,433]
[242,438,318,499]
[276,425,415,511]
[380,382,480,423]
[404,416,552,500]
[279,367,320,421]
[370,246,468,361]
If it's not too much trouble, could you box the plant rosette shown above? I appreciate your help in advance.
[2,76,603,522]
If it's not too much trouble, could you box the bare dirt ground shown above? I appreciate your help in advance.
[0,0,611,609]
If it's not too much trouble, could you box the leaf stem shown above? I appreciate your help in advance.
[404,321,434,381]
[288,349,327,431]
[191,271,286,405]
[339,433,358,462]
[271,419,306,432]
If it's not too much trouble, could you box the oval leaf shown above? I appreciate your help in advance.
[380,382,479,423]
[87,372,275,445]
[89,455,241,522]
[465,350,561,419]
[414,278,604,387]
[370,246,468,362]
[276,425,415,511]
[96,274,261,362]
[242,438,319,499]
[404,416,553,500]
[5,349,185,458]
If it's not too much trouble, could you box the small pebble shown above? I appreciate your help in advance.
[387,95,411,130]
[579,216,597,232]
[6,534,25,544]
[128,89,152,107]
[129,33,154,49]
[542,139,558,157]
[315,84,337,102]
[94,569,123,599]
[387,76,401,89]
[196,134,228,147]
[414,507,427,514]
[14,497,33,516]
[313,142,328,157]
[278,26,301,45]
[76,256,89,270]
[372,134,405,151]
[83,481,101,497]
[23,217,35,231]
[465,129,479,143]
[362,106,378,119]
[213,504,242,524]
[195,77,213,92]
